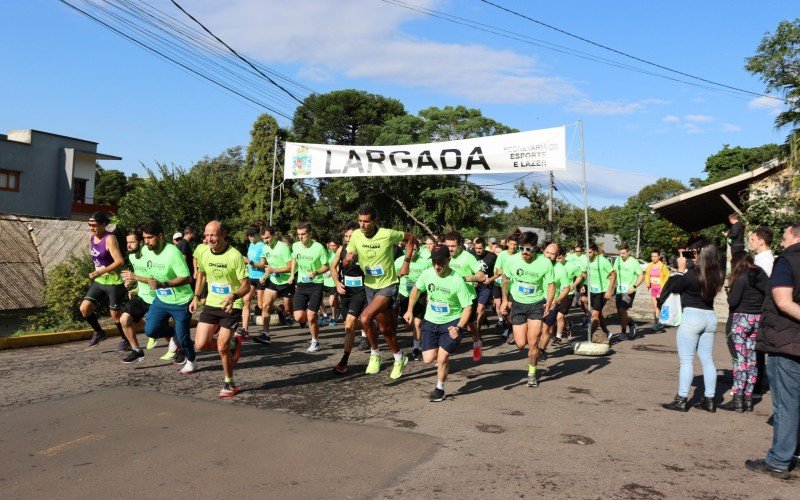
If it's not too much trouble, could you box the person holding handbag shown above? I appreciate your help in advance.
[661,242,725,412]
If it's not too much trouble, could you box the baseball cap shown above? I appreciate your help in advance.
[172,232,182,240]
[430,244,451,264]
[488,237,497,244]
[89,212,110,225]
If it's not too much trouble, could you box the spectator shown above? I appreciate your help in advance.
[661,242,724,413]
[745,222,800,480]
[176,226,196,277]
[725,213,745,254]
[644,250,669,331]
[749,226,775,277]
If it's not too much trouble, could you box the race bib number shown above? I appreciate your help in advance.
[271,272,281,279]
[430,301,451,314]
[517,283,537,295]
[344,276,363,287]
[299,275,314,283]
[590,285,601,294]
[210,282,231,295]
[365,265,385,277]
[155,288,174,297]
[651,276,661,285]
[618,284,629,293]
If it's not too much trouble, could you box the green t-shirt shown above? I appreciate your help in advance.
[503,253,555,304]
[263,240,292,285]
[346,227,405,290]
[193,243,209,263]
[145,243,194,305]
[587,255,614,294]
[494,250,516,287]
[197,245,247,309]
[613,256,642,294]
[553,261,570,297]
[418,246,431,260]
[323,248,337,287]
[449,249,482,290]
[128,248,155,305]
[395,254,433,297]
[562,260,582,296]
[292,240,328,285]
[414,267,475,324]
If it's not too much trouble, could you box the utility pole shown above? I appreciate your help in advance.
[635,213,644,258]
[548,171,554,241]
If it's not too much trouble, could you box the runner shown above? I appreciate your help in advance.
[342,205,414,378]
[471,237,498,342]
[80,212,126,348]
[493,235,518,342]
[538,243,561,356]
[330,222,367,374]
[289,222,329,352]
[253,225,294,345]
[444,231,486,362]
[586,243,616,344]
[405,244,474,401]
[321,240,340,327]
[395,240,432,361]
[189,221,250,397]
[500,231,555,388]
[192,232,209,306]
[645,250,670,331]
[118,229,175,363]
[551,247,585,345]
[242,227,266,337]
[419,235,435,260]
[613,244,644,340]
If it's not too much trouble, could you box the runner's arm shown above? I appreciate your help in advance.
[605,270,616,298]
[449,305,473,338]
[544,282,556,315]
[155,275,191,289]
[331,252,344,289]
[288,259,296,284]
[342,251,356,268]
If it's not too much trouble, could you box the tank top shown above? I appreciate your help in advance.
[338,246,364,290]
[90,233,123,285]
[649,264,663,286]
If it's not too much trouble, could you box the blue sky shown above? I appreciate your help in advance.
[1,1,794,208]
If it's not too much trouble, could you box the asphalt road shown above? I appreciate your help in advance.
[1,313,797,499]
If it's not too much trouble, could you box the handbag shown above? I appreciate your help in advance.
[659,293,682,326]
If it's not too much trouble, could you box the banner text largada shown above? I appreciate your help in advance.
[284,126,566,179]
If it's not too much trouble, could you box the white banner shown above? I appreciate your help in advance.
[284,126,565,179]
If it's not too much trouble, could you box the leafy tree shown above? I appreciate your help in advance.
[126,173,144,192]
[94,168,129,205]
[374,105,517,144]
[690,143,787,188]
[28,253,99,331]
[745,19,800,132]
[743,187,800,252]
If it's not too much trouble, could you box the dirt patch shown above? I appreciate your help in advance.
[631,344,677,354]
[476,423,506,434]
[663,464,685,472]
[390,418,418,429]
[567,386,594,396]
[561,434,595,445]
[620,483,665,499]
[504,410,525,416]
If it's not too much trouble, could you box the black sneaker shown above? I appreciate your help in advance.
[88,331,107,347]
[552,337,562,346]
[540,350,548,362]
[410,348,422,361]
[298,322,307,329]
[122,349,145,364]
[252,332,271,345]
[745,458,789,479]
[114,338,131,352]
[283,314,294,326]
[235,327,250,340]
[429,387,445,402]
[357,337,370,351]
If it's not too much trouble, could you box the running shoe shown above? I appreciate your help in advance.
[410,348,422,361]
[472,345,482,363]
[629,322,637,338]
[581,317,589,327]
[527,371,539,387]
[540,350,549,362]
[299,322,307,329]
[552,337,563,346]
[252,332,271,345]
[219,382,239,398]
[122,349,144,363]
[146,337,159,350]
[179,359,197,375]
[506,331,516,345]
[307,341,320,353]
[495,319,506,329]
[389,354,408,379]
[160,350,176,361]
[429,387,445,402]
[329,319,337,328]
[174,351,186,366]
[88,331,107,347]
[232,335,243,365]
[168,337,178,352]
[114,338,131,352]
[319,314,329,327]
[235,327,250,341]
[282,313,294,326]
[357,337,370,351]
[332,362,348,375]
[618,333,629,341]
[365,354,382,374]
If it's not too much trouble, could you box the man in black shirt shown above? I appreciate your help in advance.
[471,237,497,338]
[725,213,745,254]
[176,226,196,276]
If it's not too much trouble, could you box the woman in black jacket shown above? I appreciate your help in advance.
[720,251,767,412]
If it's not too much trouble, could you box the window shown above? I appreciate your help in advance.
[73,178,87,204]
[0,169,21,192]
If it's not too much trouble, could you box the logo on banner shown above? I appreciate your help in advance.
[291,146,312,177]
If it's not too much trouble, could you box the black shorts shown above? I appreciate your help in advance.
[324,285,338,296]
[339,288,367,317]
[199,306,242,330]
[615,292,636,310]
[557,295,573,314]
[397,294,425,320]
[266,280,295,298]
[249,278,266,291]
[510,300,545,325]
[590,293,607,312]
[122,295,150,323]
[492,285,503,300]
[84,282,127,310]
[294,283,324,312]
[421,319,463,354]
[468,297,478,323]
[475,285,493,307]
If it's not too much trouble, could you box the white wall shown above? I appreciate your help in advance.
[73,153,96,203]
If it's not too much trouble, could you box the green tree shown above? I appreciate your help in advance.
[745,19,800,132]
[690,143,787,187]
[94,168,129,205]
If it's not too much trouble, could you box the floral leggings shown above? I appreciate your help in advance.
[728,312,761,397]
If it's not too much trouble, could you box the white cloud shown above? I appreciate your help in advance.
[565,98,666,116]
[193,0,579,104]
[663,115,680,123]
[684,114,714,123]
[722,123,741,132]
[748,95,784,116]
[683,123,703,134]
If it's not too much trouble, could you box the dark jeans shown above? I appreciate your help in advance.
[764,354,800,470]
[145,298,194,362]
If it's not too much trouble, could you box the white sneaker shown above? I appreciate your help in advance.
[179,360,197,375]
[307,342,320,353]
[168,337,178,353]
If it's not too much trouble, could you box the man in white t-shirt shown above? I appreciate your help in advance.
[749,226,775,276]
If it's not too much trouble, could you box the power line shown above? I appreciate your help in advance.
[478,0,786,103]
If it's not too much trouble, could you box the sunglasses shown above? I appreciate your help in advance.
[520,246,535,253]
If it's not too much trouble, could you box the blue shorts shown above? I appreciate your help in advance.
[475,285,493,307]
[421,319,463,354]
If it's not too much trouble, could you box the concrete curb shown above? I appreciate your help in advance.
[0,319,200,351]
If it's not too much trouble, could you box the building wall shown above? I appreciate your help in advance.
[73,152,97,203]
